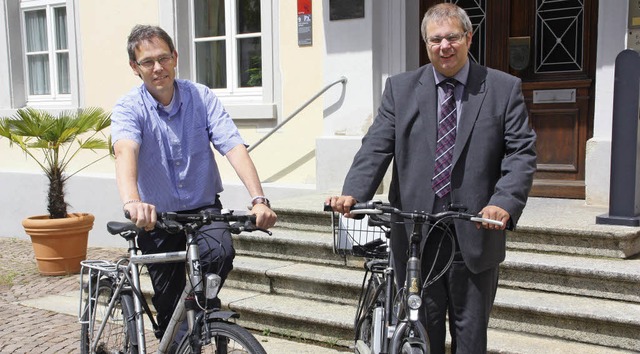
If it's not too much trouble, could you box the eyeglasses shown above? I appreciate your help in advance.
[136,55,174,69]
[427,32,467,47]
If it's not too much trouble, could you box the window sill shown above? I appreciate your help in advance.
[225,103,277,120]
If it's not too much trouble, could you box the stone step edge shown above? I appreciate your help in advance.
[216,288,635,354]
[226,256,640,327]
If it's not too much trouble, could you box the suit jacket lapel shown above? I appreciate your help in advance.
[417,66,438,155]
[453,63,488,166]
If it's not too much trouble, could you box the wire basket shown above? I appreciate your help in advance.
[330,212,388,258]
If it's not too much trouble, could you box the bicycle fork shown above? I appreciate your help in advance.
[389,220,429,353]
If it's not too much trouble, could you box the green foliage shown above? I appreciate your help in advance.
[0,107,112,219]
[246,55,262,87]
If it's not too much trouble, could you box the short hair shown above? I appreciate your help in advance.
[126,25,176,62]
[420,3,473,44]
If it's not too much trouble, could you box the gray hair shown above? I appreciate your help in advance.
[420,3,473,44]
[126,25,176,62]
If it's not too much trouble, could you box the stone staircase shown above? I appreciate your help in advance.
[219,196,640,353]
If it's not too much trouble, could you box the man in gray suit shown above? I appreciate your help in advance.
[327,3,536,353]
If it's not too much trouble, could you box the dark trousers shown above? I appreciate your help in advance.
[136,202,236,340]
[420,226,499,354]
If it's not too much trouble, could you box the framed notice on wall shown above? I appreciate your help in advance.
[298,0,312,46]
[330,0,364,21]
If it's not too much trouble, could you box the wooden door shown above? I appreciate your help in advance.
[420,0,598,198]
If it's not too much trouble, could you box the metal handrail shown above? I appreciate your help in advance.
[248,76,348,152]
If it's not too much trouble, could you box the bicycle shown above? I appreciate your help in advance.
[78,209,271,354]
[325,200,503,354]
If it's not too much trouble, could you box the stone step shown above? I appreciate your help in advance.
[226,254,640,350]
[219,287,355,346]
[491,287,640,351]
[217,287,638,354]
[133,253,640,352]
[232,227,346,267]
[501,251,640,303]
[226,255,363,306]
[226,250,640,309]
[234,226,640,304]
[272,206,330,233]
[506,226,640,259]
[273,195,640,259]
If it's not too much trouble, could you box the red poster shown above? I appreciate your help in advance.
[298,0,311,15]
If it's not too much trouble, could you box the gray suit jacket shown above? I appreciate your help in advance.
[342,62,537,275]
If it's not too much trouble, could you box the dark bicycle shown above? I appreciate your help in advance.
[326,200,503,354]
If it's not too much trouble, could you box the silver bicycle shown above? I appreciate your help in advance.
[78,209,270,354]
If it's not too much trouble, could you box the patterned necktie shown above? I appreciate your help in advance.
[432,79,458,198]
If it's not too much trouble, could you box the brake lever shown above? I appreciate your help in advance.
[244,220,273,236]
[228,221,273,236]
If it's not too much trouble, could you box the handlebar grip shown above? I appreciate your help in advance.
[323,202,365,219]
[469,216,504,227]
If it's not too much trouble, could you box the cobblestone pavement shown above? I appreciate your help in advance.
[0,237,347,354]
[0,237,128,354]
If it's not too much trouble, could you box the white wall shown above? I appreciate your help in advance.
[316,0,419,193]
[585,1,629,206]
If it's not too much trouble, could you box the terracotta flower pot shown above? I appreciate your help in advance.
[22,213,94,276]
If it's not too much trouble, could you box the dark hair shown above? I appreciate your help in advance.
[127,25,176,62]
[420,3,472,44]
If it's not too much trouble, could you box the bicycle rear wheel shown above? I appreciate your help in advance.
[176,321,266,354]
[355,272,384,349]
[80,278,138,354]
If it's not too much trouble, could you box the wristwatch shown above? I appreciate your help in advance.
[251,196,271,208]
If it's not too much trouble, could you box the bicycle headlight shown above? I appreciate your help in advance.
[407,294,422,310]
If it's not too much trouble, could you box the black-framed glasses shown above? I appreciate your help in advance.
[427,32,467,47]
[136,55,174,69]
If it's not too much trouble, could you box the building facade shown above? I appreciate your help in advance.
[0,0,632,245]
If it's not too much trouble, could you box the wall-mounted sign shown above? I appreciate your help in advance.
[629,29,640,52]
[630,0,640,28]
[298,0,312,46]
[330,0,364,21]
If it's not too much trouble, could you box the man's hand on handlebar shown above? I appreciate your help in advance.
[124,201,157,231]
[249,203,277,229]
[477,205,509,230]
[325,195,358,218]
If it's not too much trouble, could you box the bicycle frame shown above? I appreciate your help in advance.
[81,229,206,354]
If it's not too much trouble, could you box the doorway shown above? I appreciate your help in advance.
[419,0,598,198]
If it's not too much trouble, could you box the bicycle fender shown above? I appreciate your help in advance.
[205,310,240,322]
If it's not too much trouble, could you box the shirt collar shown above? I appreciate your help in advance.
[433,60,470,87]
[140,81,182,116]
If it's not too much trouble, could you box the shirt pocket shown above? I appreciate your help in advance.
[188,123,212,154]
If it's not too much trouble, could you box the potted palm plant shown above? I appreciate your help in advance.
[0,107,111,275]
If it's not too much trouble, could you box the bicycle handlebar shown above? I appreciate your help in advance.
[123,210,271,235]
[324,200,503,227]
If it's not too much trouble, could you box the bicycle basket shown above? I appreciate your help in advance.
[331,212,387,258]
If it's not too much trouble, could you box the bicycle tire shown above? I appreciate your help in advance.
[355,272,384,347]
[176,320,266,354]
[80,278,138,354]
[401,341,426,354]
[390,321,430,354]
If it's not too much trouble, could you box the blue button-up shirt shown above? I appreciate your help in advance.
[111,79,245,212]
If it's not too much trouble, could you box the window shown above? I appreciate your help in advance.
[22,1,70,103]
[163,0,276,119]
[192,0,262,93]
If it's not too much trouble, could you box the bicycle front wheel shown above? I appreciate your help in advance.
[80,278,138,354]
[176,321,266,354]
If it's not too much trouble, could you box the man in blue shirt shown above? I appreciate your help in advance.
[111,25,277,347]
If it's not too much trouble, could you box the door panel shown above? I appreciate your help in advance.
[420,0,598,198]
